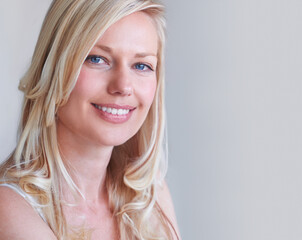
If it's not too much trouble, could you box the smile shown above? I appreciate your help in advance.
[92,103,130,115]
[91,103,135,124]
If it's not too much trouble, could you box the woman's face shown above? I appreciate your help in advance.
[57,11,158,148]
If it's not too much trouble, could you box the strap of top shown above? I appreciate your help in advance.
[0,183,47,222]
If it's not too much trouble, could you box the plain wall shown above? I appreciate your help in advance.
[165,1,302,240]
[0,0,51,160]
[1,1,302,240]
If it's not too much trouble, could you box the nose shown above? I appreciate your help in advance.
[107,65,133,96]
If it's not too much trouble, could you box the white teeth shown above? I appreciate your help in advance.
[94,104,130,115]
[117,109,124,115]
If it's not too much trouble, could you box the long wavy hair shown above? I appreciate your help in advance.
[0,0,176,239]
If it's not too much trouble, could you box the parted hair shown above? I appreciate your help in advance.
[0,0,177,239]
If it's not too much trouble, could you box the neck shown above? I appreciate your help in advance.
[57,121,113,204]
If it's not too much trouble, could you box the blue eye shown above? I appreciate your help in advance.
[135,63,153,71]
[86,55,106,64]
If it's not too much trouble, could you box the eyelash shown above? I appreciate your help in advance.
[85,55,154,72]
[135,63,154,71]
[85,55,107,65]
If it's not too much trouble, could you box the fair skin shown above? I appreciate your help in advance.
[0,12,179,240]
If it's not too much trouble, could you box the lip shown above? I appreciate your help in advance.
[91,103,135,124]
[93,103,136,110]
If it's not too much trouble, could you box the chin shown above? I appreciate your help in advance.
[94,133,134,148]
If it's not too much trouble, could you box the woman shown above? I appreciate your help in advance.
[0,0,179,239]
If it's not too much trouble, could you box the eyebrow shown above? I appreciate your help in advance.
[95,44,112,53]
[135,52,157,58]
[94,44,157,58]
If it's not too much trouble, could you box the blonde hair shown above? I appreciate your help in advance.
[0,0,176,239]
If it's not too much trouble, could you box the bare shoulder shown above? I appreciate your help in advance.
[157,180,181,239]
[0,186,57,240]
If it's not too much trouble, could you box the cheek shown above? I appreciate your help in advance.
[138,79,157,106]
[72,67,99,98]
[148,81,157,106]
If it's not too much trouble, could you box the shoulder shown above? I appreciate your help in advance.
[157,180,181,239]
[0,186,57,240]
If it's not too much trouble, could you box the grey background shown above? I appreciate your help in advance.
[1,1,302,240]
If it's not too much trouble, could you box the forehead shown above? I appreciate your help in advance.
[94,11,158,54]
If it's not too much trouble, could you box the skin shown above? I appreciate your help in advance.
[0,11,180,240]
